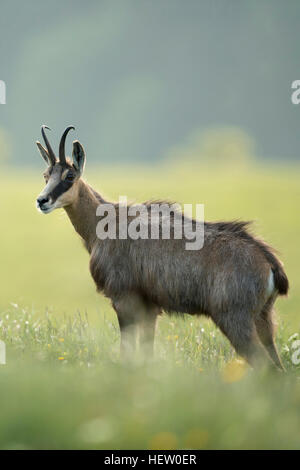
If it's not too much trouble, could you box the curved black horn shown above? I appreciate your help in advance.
[41,125,57,165]
[59,126,75,165]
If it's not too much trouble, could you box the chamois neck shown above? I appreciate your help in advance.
[65,179,104,252]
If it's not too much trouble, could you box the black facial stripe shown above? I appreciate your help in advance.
[49,180,73,202]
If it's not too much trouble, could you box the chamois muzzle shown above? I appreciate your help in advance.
[37,196,50,208]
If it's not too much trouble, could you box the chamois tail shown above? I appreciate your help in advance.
[257,240,289,296]
[272,264,289,296]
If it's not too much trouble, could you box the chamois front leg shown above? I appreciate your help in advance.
[112,293,144,358]
[139,303,160,357]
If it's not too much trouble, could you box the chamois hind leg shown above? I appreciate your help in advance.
[254,297,285,371]
[212,310,274,369]
[139,303,160,357]
[112,293,144,358]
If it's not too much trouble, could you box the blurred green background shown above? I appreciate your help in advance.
[1,0,300,165]
[0,0,300,450]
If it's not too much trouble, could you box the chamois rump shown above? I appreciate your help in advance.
[36,126,289,370]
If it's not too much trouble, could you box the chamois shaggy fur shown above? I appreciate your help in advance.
[36,126,289,370]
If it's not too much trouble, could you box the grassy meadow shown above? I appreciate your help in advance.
[0,160,300,449]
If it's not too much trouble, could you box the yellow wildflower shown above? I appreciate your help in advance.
[222,359,247,383]
[185,428,209,449]
[149,432,178,450]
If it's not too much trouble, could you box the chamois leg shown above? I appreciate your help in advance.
[139,304,160,357]
[212,310,274,369]
[113,293,151,357]
[112,294,143,357]
[117,318,137,357]
[254,298,285,371]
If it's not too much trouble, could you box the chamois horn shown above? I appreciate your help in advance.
[41,125,56,166]
[59,126,75,165]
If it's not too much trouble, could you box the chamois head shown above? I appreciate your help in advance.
[36,125,86,214]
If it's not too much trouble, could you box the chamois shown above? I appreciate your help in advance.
[36,125,289,370]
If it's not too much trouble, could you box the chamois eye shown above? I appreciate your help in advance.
[66,172,74,181]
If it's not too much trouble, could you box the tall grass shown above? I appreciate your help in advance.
[0,304,299,450]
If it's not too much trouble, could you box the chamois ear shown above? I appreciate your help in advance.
[72,140,85,175]
[36,141,51,166]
